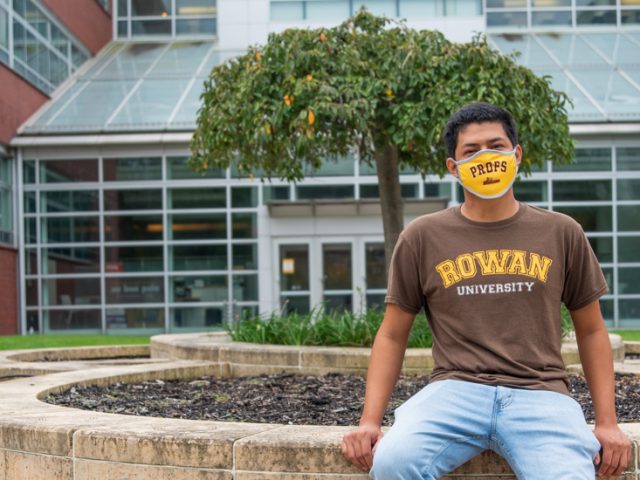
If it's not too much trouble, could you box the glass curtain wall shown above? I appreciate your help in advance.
[22,155,258,334]
[20,144,640,331]
[0,0,90,93]
[116,0,217,38]
[270,0,483,21]
[0,153,13,245]
[486,0,640,29]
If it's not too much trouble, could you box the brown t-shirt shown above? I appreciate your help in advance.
[384,202,608,395]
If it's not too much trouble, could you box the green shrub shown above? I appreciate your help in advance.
[228,304,574,348]
[227,304,433,348]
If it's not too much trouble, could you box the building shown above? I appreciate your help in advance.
[1,0,639,335]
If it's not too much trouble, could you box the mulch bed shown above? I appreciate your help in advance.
[46,372,640,426]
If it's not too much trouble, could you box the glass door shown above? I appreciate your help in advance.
[279,243,311,315]
[321,242,353,313]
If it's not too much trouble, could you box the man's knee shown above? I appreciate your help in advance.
[370,437,429,480]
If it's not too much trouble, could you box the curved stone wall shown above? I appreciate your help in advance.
[0,339,636,479]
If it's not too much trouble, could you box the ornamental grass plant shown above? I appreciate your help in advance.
[228,304,575,349]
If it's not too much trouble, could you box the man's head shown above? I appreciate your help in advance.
[443,102,518,160]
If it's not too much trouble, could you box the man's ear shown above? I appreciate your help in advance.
[446,158,458,177]
[515,145,523,166]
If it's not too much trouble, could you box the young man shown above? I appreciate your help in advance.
[341,102,631,478]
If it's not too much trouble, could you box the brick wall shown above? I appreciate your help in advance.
[0,245,18,335]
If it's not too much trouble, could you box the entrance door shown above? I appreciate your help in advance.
[321,241,353,314]
[278,243,311,315]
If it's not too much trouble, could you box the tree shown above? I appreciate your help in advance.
[190,9,573,273]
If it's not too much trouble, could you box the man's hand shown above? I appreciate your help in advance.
[341,423,384,472]
[593,424,632,476]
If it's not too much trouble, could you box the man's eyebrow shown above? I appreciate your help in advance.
[461,137,507,148]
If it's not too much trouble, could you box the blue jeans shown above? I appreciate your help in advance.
[370,379,601,479]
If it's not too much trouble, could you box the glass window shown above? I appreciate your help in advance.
[45,309,101,331]
[424,183,452,199]
[26,278,38,306]
[515,180,547,202]
[233,274,258,301]
[104,189,162,210]
[176,0,216,15]
[167,156,225,179]
[41,160,98,183]
[360,184,418,199]
[171,244,226,271]
[602,267,614,294]
[553,206,612,232]
[446,0,482,16]
[533,0,571,5]
[576,9,616,25]
[106,277,164,303]
[280,244,309,292]
[107,307,164,330]
[175,18,216,35]
[600,299,614,325]
[617,148,640,171]
[103,157,162,181]
[618,179,640,200]
[619,237,640,262]
[105,246,163,272]
[487,0,526,6]
[25,248,37,275]
[0,8,8,50]
[281,295,310,315]
[43,278,101,305]
[532,11,571,26]
[366,293,386,311]
[170,213,226,240]
[105,214,163,242]
[263,185,289,203]
[131,19,171,35]
[306,0,350,20]
[232,186,258,208]
[552,180,611,201]
[41,190,99,212]
[576,0,614,5]
[619,268,640,295]
[43,247,100,274]
[131,0,172,15]
[23,160,36,183]
[587,236,612,263]
[43,216,100,243]
[171,306,223,330]
[297,185,354,199]
[365,242,386,289]
[323,243,352,290]
[486,11,527,28]
[232,212,257,239]
[172,275,227,302]
[553,148,611,172]
[621,9,640,24]
[619,206,640,232]
[25,217,36,244]
[169,187,226,209]
[271,1,304,20]
[233,243,257,270]
[620,300,640,323]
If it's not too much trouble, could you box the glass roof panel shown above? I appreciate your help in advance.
[586,33,640,66]
[534,69,606,121]
[148,42,212,77]
[92,43,169,80]
[198,50,243,77]
[536,34,609,68]
[170,79,206,126]
[44,80,137,131]
[22,81,87,131]
[107,78,192,129]
[490,34,559,68]
[622,68,640,88]
[80,44,125,78]
[570,69,640,118]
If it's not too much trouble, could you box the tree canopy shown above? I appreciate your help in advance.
[190,9,573,180]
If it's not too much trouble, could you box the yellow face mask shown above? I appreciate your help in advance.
[453,148,518,199]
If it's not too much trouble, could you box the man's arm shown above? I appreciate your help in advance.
[572,299,632,477]
[341,303,416,471]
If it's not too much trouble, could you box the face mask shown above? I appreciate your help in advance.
[453,148,518,199]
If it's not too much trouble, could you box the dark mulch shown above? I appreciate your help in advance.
[46,372,640,426]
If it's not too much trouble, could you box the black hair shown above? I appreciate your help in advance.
[443,102,518,159]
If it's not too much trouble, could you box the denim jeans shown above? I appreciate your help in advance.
[370,379,601,479]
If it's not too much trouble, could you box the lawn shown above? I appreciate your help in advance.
[610,330,640,342]
[0,335,151,351]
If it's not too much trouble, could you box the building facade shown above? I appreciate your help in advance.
[3,0,640,335]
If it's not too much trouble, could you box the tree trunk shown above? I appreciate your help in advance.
[374,137,404,276]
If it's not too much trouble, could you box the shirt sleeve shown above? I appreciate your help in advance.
[561,221,609,311]
[384,233,424,314]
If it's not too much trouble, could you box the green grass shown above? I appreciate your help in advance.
[0,335,151,351]
[610,330,640,341]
